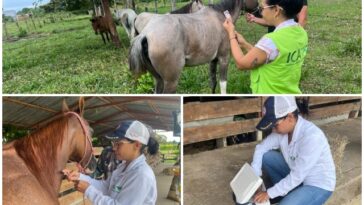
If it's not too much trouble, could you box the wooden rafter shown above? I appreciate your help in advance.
[29,97,94,129]
[3,97,58,113]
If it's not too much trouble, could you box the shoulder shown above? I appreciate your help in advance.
[134,162,156,181]
[300,119,326,143]
[256,37,279,62]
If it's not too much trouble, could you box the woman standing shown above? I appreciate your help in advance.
[223,0,308,94]
[63,120,159,205]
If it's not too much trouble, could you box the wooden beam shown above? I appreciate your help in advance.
[148,100,160,114]
[307,102,361,120]
[184,118,260,144]
[29,97,94,129]
[3,97,58,113]
[184,98,261,122]
[309,97,361,106]
[97,96,135,119]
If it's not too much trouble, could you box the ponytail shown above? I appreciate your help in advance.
[296,97,309,116]
[140,125,159,155]
[147,137,159,155]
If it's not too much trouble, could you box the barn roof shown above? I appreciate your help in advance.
[3,96,181,137]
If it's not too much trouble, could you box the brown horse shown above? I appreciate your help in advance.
[3,109,97,205]
[90,16,112,44]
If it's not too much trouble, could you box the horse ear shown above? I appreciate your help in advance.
[78,97,85,117]
[62,99,70,112]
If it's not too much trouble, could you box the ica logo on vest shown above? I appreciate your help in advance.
[286,46,308,64]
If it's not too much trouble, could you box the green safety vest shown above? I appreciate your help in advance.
[250,26,308,94]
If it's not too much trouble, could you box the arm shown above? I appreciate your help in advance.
[251,133,281,176]
[79,173,111,195]
[85,173,154,205]
[223,19,267,70]
[267,134,323,198]
[297,6,308,27]
[63,169,110,195]
[246,13,270,27]
[235,32,254,52]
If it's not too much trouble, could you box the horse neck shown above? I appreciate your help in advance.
[13,117,75,198]
[170,3,191,14]
[211,0,243,22]
[230,0,243,22]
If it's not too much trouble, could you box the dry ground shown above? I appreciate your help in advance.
[184,118,361,205]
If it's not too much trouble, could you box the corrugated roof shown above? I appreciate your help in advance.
[3,96,181,137]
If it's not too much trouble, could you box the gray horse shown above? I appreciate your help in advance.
[133,0,204,38]
[129,0,257,93]
[115,9,137,38]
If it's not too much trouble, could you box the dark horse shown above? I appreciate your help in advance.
[129,0,258,93]
[90,16,112,44]
[3,104,97,205]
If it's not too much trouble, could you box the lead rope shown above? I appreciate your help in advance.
[65,112,94,171]
[65,112,93,205]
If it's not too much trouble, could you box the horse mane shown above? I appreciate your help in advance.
[209,0,243,13]
[13,115,69,197]
[171,1,194,14]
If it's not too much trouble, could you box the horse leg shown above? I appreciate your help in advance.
[154,78,164,93]
[101,33,106,44]
[163,80,178,93]
[209,58,218,94]
[218,56,229,94]
[106,31,110,42]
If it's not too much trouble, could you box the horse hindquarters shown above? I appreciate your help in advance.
[129,34,164,93]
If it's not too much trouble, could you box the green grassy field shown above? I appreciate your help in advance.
[3,0,361,94]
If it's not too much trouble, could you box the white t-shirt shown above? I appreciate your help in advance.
[255,19,300,63]
[251,116,336,199]
[79,154,157,205]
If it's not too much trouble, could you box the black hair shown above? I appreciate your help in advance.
[135,126,159,156]
[296,97,309,116]
[266,0,303,19]
[146,136,159,155]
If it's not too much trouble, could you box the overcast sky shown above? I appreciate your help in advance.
[3,0,50,11]
[158,131,180,142]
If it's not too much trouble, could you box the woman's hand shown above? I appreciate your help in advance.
[235,31,247,46]
[223,19,236,39]
[74,180,90,193]
[62,169,80,182]
[245,13,257,23]
[254,191,270,203]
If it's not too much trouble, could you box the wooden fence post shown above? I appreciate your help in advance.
[154,0,158,13]
[216,137,227,148]
[171,0,176,11]
[15,21,21,33]
[3,22,9,40]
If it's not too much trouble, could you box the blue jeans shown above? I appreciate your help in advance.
[262,150,333,205]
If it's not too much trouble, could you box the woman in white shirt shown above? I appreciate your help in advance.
[251,96,335,205]
[63,120,159,205]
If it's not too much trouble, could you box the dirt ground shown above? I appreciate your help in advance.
[155,163,180,205]
[183,118,361,205]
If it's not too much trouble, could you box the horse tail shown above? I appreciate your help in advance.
[128,34,153,78]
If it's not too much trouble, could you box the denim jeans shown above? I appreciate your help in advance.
[262,150,333,205]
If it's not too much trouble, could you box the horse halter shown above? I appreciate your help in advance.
[65,112,94,172]
[242,0,260,15]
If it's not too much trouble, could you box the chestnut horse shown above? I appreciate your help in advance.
[3,110,97,205]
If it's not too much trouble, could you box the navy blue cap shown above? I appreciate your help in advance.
[105,120,150,145]
[256,96,297,131]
